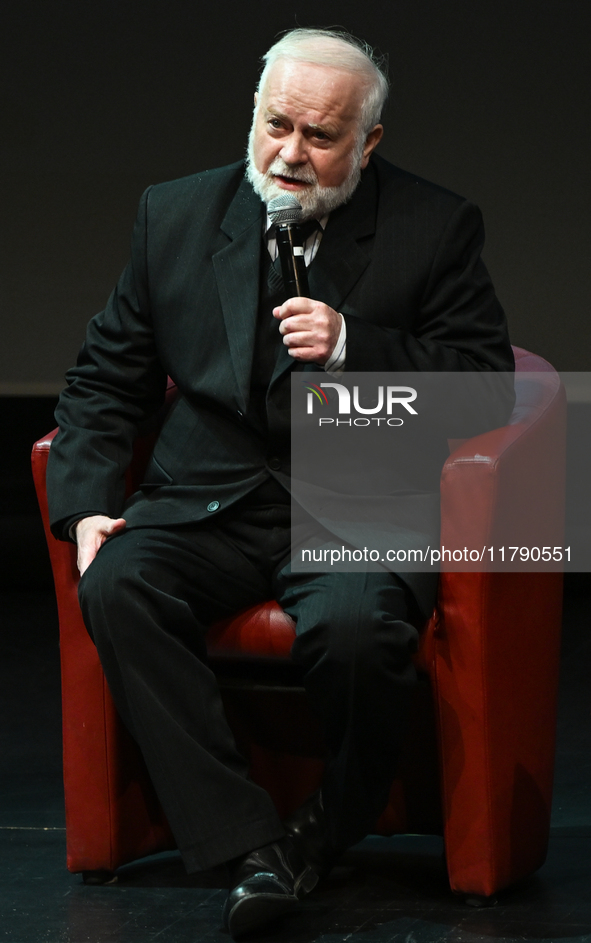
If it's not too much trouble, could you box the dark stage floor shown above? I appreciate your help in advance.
[1,582,590,943]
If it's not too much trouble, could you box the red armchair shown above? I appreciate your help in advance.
[32,347,565,900]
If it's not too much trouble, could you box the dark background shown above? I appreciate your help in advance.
[1,0,590,393]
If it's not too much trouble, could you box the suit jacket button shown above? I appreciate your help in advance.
[268,457,281,471]
[207,500,220,512]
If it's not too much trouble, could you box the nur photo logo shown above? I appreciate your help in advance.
[304,381,418,427]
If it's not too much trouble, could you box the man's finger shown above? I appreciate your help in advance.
[77,534,104,576]
[282,330,315,347]
[78,545,98,577]
[105,518,127,537]
[278,315,315,335]
[272,298,314,320]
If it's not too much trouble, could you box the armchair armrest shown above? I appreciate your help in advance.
[441,365,566,562]
[432,350,565,896]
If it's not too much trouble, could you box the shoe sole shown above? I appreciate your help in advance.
[294,864,319,896]
[226,892,301,939]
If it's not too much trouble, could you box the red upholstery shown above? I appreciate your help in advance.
[32,348,565,897]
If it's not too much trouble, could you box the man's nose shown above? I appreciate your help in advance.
[279,133,308,165]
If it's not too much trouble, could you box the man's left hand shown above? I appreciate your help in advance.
[273,298,342,364]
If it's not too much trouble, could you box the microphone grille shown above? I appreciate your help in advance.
[267,194,303,226]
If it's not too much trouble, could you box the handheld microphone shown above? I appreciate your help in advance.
[267,194,309,297]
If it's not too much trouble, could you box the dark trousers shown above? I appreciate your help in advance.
[78,492,419,873]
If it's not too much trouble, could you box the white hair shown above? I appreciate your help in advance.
[257,28,389,135]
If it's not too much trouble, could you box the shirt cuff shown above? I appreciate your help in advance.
[323,314,346,375]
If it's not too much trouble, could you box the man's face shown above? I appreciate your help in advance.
[246,58,382,218]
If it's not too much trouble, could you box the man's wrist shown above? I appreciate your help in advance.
[323,313,346,374]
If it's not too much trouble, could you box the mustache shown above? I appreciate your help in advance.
[267,158,318,185]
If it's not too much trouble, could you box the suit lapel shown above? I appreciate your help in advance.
[308,165,377,309]
[271,162,378,385]
[212,176,264,413]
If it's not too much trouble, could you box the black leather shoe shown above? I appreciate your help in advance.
[283,790,339,881]
[223,836,318,940]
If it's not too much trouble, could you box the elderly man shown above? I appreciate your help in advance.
[47,27,513,938]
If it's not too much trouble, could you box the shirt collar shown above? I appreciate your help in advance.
[264,213,329,236]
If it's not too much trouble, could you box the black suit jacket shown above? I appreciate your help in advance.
[47,155,514,562]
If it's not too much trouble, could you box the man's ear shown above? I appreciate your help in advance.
[360,124,384,169]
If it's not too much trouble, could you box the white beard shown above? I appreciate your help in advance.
[245,120,363,220]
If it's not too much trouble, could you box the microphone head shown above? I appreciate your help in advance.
[267,193,303,226]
